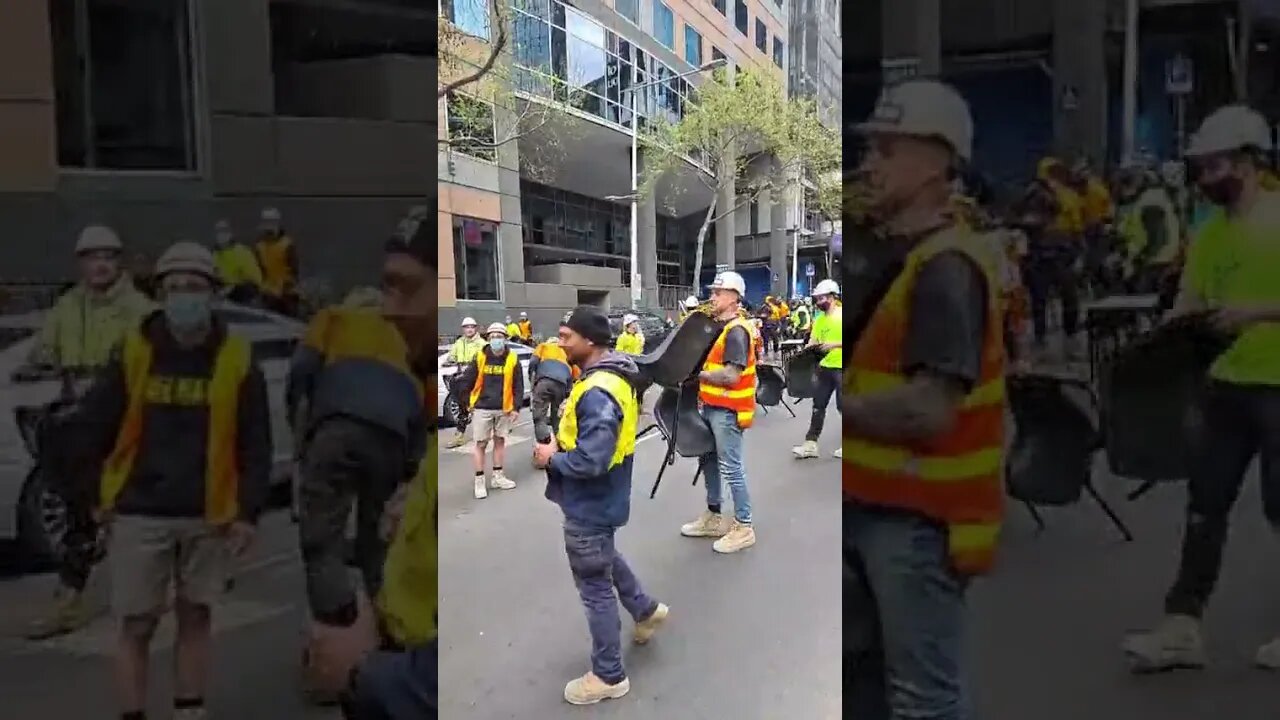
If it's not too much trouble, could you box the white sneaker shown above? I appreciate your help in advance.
[473,474,488,499]
[1121,614,1205,673]
[490,471,516,490]
[833,446,842,459]
[792,440,819,459]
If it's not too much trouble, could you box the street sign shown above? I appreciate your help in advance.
[804,262,815,277]
[1166,54,1193,95]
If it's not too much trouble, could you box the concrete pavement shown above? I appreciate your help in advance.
[438,399,843,719]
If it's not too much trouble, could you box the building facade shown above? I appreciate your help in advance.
[0,0,430,297]
[438,0,809,335]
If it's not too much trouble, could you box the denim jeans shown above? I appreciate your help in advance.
[344,641,437,720]
[564,525,659,684]
[845,502,971,720]
[700,406,752,524]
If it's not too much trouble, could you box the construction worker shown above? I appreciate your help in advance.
[1026,157,1087,360]
[211,220,263,304]
[517,311,534,343]
[615,314,645,355]
[789,295,811,339]
[1122,105,1280,673]
[79,241,272,720]
[288,268,426,634]
[468,323,525,499]
[504,315,521,340]
[531,306,666,705]
[792,279,843,460]
[1114,165,1182,295]
[680,270,759,554]
[253,207,300,316]
[844,79,1006,718]
[444,317,486,448]
[679,295,699,322]
[305,211,436,718]
[529,312,581,444]
[25,225,155,642]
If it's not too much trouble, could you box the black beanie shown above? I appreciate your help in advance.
[564,306,611,346]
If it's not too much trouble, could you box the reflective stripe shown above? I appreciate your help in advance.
[697,317,758,429]
[843,440,1001,481]
[851,369,1005,408]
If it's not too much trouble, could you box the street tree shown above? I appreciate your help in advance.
[633,67,841,291]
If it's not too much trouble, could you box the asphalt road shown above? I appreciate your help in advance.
[437,397,843,719]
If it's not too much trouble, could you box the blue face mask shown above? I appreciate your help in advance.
[164,291,213,332]
[489,338,506,352]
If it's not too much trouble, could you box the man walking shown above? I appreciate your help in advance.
[532,306,667,705]
[79,241,272,720]
[680,270,759,554]
[467,323,524,498]
[844,79,1006,719]
[792,278,843,459]
[253,207,300,316]
[443,317,485,448]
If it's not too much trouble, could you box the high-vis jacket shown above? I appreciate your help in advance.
[517,319,533,341]
[844,227,1006,576]
[33,275,154,370]
[215,244,264,289]
[100,328,255,525]
[254,235,297,297]
[378,438,437,647]
[470,348,520,413]
[447,335,485,365]
[698,317,758,428]
[1120,188,1181,266]
[531,339,579,385]
[615,330,645,355]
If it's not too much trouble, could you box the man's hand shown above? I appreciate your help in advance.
[305,592,380,694]
[532,437,557,469]
[227,521,256,557]
[507,411,519,424]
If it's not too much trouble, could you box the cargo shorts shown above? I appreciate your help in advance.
[108,515,231,618]
[471,408,514,443]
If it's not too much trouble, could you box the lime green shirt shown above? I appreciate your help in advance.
[1183,191,1280,385]
[811,305,843,369]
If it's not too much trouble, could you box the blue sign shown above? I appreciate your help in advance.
[804,262,815,277]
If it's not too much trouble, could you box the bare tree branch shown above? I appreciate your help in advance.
[437,0,508,100]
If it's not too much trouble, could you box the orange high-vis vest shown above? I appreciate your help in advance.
[100,330,252,525]
[534,340,581,381]
[843,227,1006,576]
[699,317,758,428]
[470,349,518,412]
[255,235,295,296]
[517,319,532,339]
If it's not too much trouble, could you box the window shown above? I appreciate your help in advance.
[453,217,501,301]
[442,0,490,38]
[445,93,497,162]
[755,19,767,52]
[713,0,726,14]
[749,198,759,234]
[734,0,748,34]
[712,46,726,65]
[654,2,674,49]
[616,0,638,23]
[566,7,608,96]
[684,26,702,67]
[773,37,783,67]
[50,0,196,170]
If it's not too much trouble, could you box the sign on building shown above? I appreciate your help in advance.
[1165,54,1193,96]
[805,262,816,277]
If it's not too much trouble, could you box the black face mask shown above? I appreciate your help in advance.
[1199,175,1244,207]
[816,299,831,312]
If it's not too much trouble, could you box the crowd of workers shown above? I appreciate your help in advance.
[845,75,1280,719]
[12,208,436,719]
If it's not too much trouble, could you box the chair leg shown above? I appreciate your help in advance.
[637,423,659,438]
[1084,480,1135,542]
[1022,501,1046,533]
[781,398,797,418]
[691,457,704,487]
[649,442,678,499]
[1126,480,1157,501]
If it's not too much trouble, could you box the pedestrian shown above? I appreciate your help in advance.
[504,315,520,340]
[80,241,272,720]
[443,317,485,448]
[1024,157,1087,361]
[529,314,579,444]
[844,79,1006,719]
[792,278,843,459]
[1122,104,1280,672]
[467,323,524,498]
[1114,166,1181,295]
[211,220,263,304]
[615,314,645,355]
[517,311,533,344]
[253,207,300,316]
[25,224,154,641]
[305,211,437,719]
[680,270,759,553]
[531,306,668,705]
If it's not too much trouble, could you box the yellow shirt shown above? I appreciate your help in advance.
[616,330,645,355]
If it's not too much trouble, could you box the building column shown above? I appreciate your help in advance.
[1053,0,1108,164]
[768,167,788,299]
[637,148,659,308]
[715,144,737,269]
[881,0,941,76]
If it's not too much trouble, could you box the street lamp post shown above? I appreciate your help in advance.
[627,57,726,309]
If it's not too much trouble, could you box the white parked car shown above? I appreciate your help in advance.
[0,303,305,561]
[437,341,533,427]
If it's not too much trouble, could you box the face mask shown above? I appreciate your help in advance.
[164,291,212,332]
[1199,176,1244,207]
[816,299,831,311]
[489,338,506,352]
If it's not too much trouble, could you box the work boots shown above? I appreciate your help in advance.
[792,440,820,459]
[680,511,729,538]
[632,602,669,645]
[25,587,91,640]
[563,672,630,705]
[1121,614,1205,672]
[713,520,757,554]
[445,432,467,449]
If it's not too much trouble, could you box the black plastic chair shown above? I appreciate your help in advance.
[646,385,716,498]
[755,364,797,417]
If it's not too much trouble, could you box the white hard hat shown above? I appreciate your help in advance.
[857,79,974,161]
[812,279,840,297]
[684,295,699,308]
[623,313,638,326]
[461,317,478,327]
[155,241,218,282]
[261,207,282,222]
[486,322,508,337]
[1186,105,1273,157]
[708,270,746,296]
[75,225,123,255]
[520,311,528,317]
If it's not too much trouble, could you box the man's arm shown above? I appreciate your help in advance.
[236,365,274,523]
[847,251,986,443]
[73,354,130,467]
[548,389,622,480]
[700,326,749,387]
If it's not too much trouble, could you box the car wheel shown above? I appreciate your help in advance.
[443,394,462,427]
[16,469,65,565]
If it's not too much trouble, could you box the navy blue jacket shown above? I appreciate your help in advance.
[545,352,639,531]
